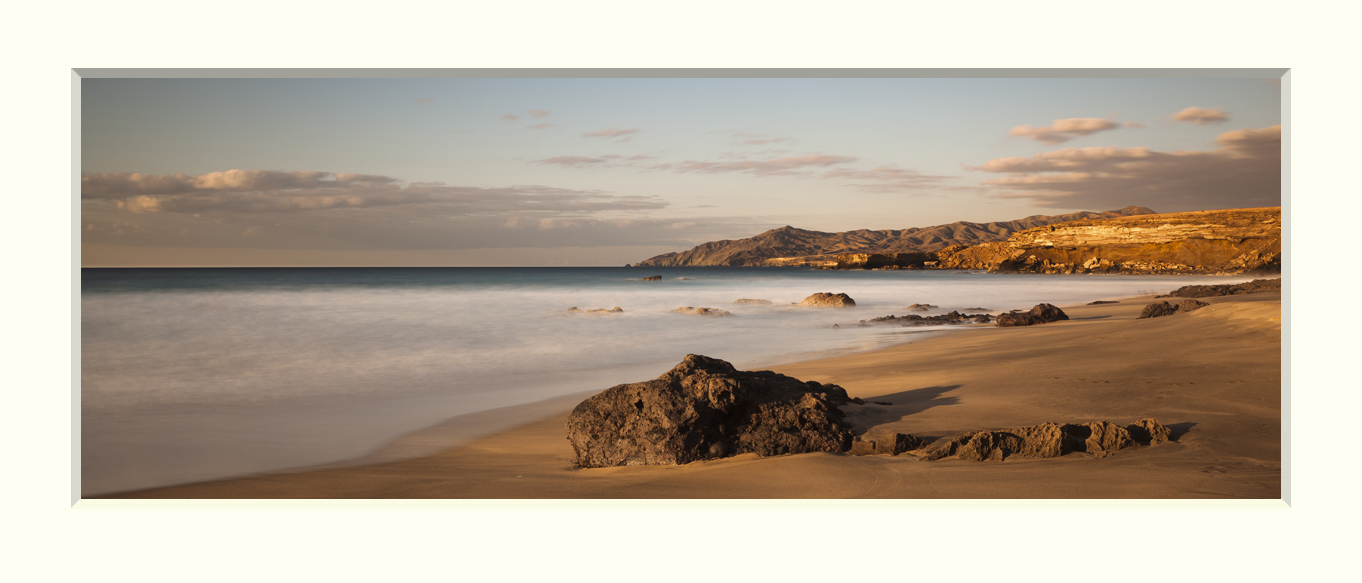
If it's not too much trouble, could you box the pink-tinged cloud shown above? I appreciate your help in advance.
[665,154,858,177]
[1008,118,1123,145]
[81,169,667,215]
[972,125,1280,210]
[1172,106,1230,124]
[501,114,519,121]
[527,110,550,118]
[526,123,555,130]
[740,137,792,145]
[416,98,434,104]
[536,156,613,168]
[582,128,639,141]
[823,165,952,193]
[533,154,658,169]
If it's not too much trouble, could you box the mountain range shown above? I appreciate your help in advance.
[633,206,1158,267]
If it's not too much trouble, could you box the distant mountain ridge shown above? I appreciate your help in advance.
[634,206,1158,267]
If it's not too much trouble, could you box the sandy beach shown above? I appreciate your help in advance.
[105,290,1281,499]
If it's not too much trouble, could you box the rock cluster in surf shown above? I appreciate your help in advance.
[996,303,1069,327]
[796,293,856,307]
[672,307,733,317]
[863,311,992,326]
[1137,299,1209,319]
[568,307,624,315]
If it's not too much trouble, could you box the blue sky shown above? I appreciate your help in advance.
[81,77,1282,266]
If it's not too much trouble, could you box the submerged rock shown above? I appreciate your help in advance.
[569,306,623,314]
[640,275,663,281]
[672,307,733,317]
[865,310,992,326]
[918,418,1171,462]
[1137,299,1209,319]
[797,292,857,307]
[995,303,1069,327]
[565,355,857,468]
[907,303,938,311]
[733,299,773,305]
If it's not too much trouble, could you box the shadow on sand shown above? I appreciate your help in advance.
[1166,421,1197,441]
[844,384,961,435]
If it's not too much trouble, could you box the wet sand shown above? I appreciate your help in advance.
[105,292,1281,499]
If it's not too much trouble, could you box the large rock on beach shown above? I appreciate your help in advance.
[995,303,1069,327]
[1137,299,1210,319]
[918,418,1171,462]
[797,292,856,307]
[564,355,858,468]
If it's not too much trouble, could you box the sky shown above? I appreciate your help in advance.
[80,77,1282,266]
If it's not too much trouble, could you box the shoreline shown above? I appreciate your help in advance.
[100,289,1282,499]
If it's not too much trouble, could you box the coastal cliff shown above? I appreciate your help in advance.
[960,207,1282,275]
[634,207,1156,267]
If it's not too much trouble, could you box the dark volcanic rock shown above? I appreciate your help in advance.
[918,418,1171,462]
[1138,301,1179,319]
[565,355,857,468]
[1138,299,1210,319]
[865,310,992,327]
[1088,300,1119,305]
[1166,278,1281,298]
[995,303,1069,327]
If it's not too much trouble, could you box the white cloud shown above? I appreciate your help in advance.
[1008,118,1123,145]
[973,125,1281,210]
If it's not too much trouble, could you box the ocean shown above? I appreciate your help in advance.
[80,267,1250,494]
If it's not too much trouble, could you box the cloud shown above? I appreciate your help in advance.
[972,125,1280,211]
[526,123,555,130]
[660,154,857,177]
[415,98,434,104]
[582,128,639,142]
[82,169,667,215]
[533,154,657,169]
[823,165,952,193]
[536,156,612,168]
[501,114,519,121]
[731,132,794,145]
[1008,118,1123,145]
[527,110,550,118]
[1172,106,1230,124]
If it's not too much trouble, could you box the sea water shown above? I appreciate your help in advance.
[80,267,1250,494]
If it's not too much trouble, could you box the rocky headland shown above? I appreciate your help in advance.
[634,207,1155,267]
[938,207,1281,275]
[633,206,1280,276]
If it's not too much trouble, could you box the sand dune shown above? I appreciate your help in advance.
[107,292,1281,499]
